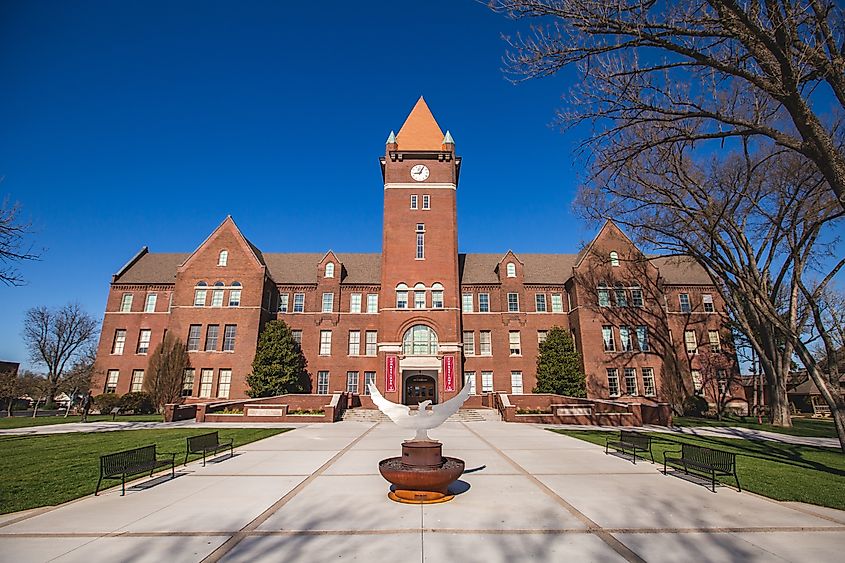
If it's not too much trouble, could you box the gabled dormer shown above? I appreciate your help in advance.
[496,251,524,283]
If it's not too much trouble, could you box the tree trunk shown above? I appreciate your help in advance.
[44,379,57,411]
[32,398,40,418]
[768,379,792,427]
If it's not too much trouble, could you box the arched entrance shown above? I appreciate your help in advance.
[403,372,437,405]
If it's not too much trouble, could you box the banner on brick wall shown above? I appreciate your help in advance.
[443,355,455,392]
[386,355,397,393]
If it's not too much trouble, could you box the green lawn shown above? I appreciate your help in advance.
[0,414,164,429]
[0,428,291,514]
[551,429,845,511]
[672,415,837,438]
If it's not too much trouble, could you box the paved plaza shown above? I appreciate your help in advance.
[1,420,844,562]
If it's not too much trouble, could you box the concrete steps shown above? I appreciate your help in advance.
[341,408,500,423]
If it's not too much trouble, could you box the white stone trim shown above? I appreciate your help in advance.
[384,182,456,190]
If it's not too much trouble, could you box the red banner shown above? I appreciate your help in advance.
[386,355,397,393]
[443,355,455,392]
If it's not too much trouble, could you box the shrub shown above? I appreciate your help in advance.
[93,393,122,414]
[118,392,156,414]
[683,394,709,417]
[288,408,324,415]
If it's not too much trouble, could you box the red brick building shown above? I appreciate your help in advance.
[91,98,739,409]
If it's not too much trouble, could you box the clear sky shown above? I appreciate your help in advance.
[0,1,594,369]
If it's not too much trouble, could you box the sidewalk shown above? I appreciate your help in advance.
[1,420,843,562]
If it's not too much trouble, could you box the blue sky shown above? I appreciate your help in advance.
[0,1,594,369]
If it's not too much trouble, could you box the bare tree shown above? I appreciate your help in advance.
[18,371,50,417]
[59,346,98,417]
[0,366,20,416]
[144,333,189,413]
[22,304,99,410]
[489,0,845,209]
[0,197,39,285]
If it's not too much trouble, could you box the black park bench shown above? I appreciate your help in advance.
[96,445,176,496]
[185,431,234,467]
[663,443,741,493]
[605,430,654,464]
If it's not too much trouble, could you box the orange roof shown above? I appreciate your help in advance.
[396,97,444,151]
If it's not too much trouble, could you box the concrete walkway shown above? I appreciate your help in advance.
[2,420,844,562]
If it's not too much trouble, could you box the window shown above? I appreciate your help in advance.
[717,369,728,395]
[511,371,524,394]
[205,325,219,351]
[610,251,620,267]
[463,331,475,355]
[218,250,228,266]
[112,329,127,355]
[631,286,644,308]
[228,289,241,307]
[137,329,151,354]
[636,326,649,352]
[481,371,494,393]
[223,324,237,351]
[464,372,476,394]
[292,330,302,346]
[367,293,378,313]
[479,331,492,356]
[538,330,548,345]
[293,293,305,313]
[709,330,722,353]
[422,194,430,209]
[624,368,638,396]
[431,290,444,308]
[410,194,418,209]
[130,370,144,393]
[120,293,133,312]
[642,368,656,397]
[691,370,703,393]
[396,290,408,308]
[365,331,377,356]
[507,293,519,312]
[194,288,207,306]
[182,369,195,397]
[598,285,610,307]
[217,369,231,398]
[144,294,157,313]
[416,223,425,259]
[363,372,376,395]
[348,330,360,356]
[322,293,334,313]
[535,294,547,312]
[403,325,438,355]
[105,370,119,393]
[325,262,335,278]
[187,325,201,351]
[462,293,473,312]
[319,330,332,355]
[478,293,490,312]
[211,289,224,307]
[350,293,362,313]
[703,294,715,313]
[679,293,691,313]
[614,285,628,307]
[684,330,698,354]
[346,371,359,394]
[551,293,563,313]
[199,369,213,398]
[602,326,616,352]
[506,262,516,277]
[607,369,620,397]
[620,326,633,352]
[509,331,521,356]
[414,290,426,309]
[279,293,289,313]
[317,371,329,394]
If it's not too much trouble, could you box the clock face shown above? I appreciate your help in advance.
[410,164,430,182]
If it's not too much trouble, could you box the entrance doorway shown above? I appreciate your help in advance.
[403,372,437,405]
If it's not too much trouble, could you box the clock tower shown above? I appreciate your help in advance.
[378,97,463,404]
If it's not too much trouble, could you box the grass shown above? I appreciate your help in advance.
[551,429,845,511]
[673,415,837,438]
[0,427,291,514]
[0,414,164,429]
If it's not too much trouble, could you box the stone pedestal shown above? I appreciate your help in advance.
[378,439,465,504]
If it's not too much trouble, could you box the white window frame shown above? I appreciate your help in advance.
[510,371,523,394]
[551,293,563,313]
[481,371,493,393]
[414,290,426,309]
[322,293,334,313]
[462,293,473,312]
[691,370,703,393]
[538,330,548,345]
[194,289,207,307]
[217,369,231,398]
[422,194,430,209]
[642,368,656,397]
[636,325,649,351]
[211,289,224,307]
[624,367,638,396]
[120,293,133,312]
[463,331,475,355]
[535,293,547,312]
[598,286,610,307]
[222,325,237,352]
[703,294,715,313]
[137,329,151,355]
[410,194,418,209]
[205,324,219,351]
[279,293,289,313]
[631,287,644,308]
[602,325,616,352]
[709,330,722,353]
[228,289,241,307]
[679,293,691,313]
[607,368,620,397]
[144,293,157,313]
[365,331,377,356]
[367,293,378,313]
[348,330,360,356]
[620,326,633,352]
[506,262,516,277]
[317,371,329,394]
[218,250,228,266]
[319,330,332,356]
[346,371,359,394]
[187,325,201,351]
[478,293,490,312]
[509,331,521,356]
[610,251,620,267]
[363,371,376,395]
[464,372,476,394]
[325,262,335,278]
[396,290,408,309]
[130,369,144,393]
[350,293,362,313]
[199,369,213,398]
[182,368,195,397]
[105,370,119,393]
[112,329,126,355]
[293,293,305,313]
[291,330,302,346]
[685,330,698,354]
[507,293,519,312]
[416,223,425,260]
[479,331,492,356]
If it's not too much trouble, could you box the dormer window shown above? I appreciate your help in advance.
[325,262,335,278]
[610,251,620,267]
[506,262,516,278]
[218,250,228,266]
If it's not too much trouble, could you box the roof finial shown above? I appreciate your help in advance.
[442,130,454,144]
[386,130,396,144]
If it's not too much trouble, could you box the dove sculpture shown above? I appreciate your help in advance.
[368,381,472,441]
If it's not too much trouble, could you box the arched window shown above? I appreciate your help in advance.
[431,283,444,308]
[325,262,335,278]
[218,250,228,266]
[403,325,439,356]
[213,281,225,287]
[196,281,208,287]
[610,251,620,267]
[506,262,516,278]
[395,283,409,309]
[231,281,241,287]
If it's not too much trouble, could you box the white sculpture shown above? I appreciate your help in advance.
[368,381,472,441]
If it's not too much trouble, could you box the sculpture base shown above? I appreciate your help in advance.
[388,490,455,504]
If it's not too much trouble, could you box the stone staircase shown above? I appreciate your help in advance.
[341,408,500,423]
